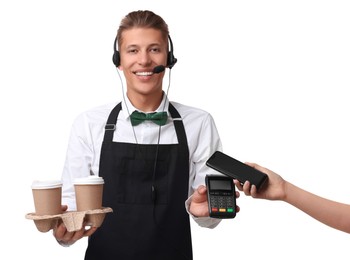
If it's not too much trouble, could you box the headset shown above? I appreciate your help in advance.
[112,34,177,69]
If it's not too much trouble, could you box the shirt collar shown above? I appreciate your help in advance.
[121,92,169,120]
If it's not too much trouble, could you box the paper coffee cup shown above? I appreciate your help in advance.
[73,176,104,211]
[31,180,63,215]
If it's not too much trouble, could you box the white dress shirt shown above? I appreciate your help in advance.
[61,94,223,228]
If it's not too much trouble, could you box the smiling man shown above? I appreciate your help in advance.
[52,10,237,260]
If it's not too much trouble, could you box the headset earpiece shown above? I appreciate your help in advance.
[112,34,177,69]
[112,51,120,67]
[166,35,177,69]
[112,37,120,67]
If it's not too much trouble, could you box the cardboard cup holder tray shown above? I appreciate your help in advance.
[25,207,113,233]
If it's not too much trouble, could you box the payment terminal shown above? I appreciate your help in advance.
[205,175,236,219]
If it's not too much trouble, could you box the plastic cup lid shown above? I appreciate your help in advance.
[31,180,63,189]
[73,176,104,185]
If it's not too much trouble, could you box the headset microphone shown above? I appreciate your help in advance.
[153,65,166,74]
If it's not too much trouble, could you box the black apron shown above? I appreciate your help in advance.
[85,102,193,260]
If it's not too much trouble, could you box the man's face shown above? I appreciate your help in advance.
[118,28,168,97]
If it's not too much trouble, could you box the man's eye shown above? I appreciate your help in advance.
[127,49,137,54]
[150,48,160,53]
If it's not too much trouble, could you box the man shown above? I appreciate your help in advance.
[53,10,238,259]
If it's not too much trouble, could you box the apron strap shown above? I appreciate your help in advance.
[103,102,122,142]
[168,103,188,154]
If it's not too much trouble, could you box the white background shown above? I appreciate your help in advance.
[1,0,350,259]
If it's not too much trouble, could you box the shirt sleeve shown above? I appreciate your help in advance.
[61,114,95,211]
[186,111,223,228]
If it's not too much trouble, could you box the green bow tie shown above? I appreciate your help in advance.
[130,111,167,126]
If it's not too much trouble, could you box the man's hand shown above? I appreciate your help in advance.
[189,185,210,217]
[189,185,240,217]
[53,205,97,246]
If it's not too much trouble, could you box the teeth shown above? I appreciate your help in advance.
[136,71,152,76]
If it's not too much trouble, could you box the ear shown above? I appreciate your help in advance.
[118,66,123,71]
